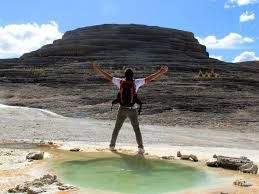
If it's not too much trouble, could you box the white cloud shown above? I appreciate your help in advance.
[0,21,63,59]
[210,55,224,60]
[196,33,254,49]
[225,0,258,8]
[240,11,255,22]
[233,51,259,62]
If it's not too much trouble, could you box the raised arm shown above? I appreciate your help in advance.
[145,66,168,84]
[92,63,112,81]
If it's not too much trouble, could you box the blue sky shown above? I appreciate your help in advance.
[0,0,258,62]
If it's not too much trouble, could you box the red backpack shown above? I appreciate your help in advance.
[111,80,142,114]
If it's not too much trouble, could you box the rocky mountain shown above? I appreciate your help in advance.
[0,24,219,84]
[0,24,258,131]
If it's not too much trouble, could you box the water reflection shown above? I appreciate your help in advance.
[57,152,213,194]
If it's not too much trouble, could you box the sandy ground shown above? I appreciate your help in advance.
[0,104,259,194]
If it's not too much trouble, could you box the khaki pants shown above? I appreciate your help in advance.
[110,107,144,148]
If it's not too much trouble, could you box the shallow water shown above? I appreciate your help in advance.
[54,152,219,194]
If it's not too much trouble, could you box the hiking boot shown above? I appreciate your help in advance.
[138,148,145,154]
[109,146,116,152]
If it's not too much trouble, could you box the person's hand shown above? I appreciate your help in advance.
[160,66,168,74]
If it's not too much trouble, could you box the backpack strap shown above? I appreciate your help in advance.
[135,97,142,115]
[138,103,142,115]
[119,80,123,104]
[111,79,143,113]
[130,81,134,104]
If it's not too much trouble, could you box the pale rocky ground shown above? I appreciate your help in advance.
[0,148,48,192]
[1,104,259,152]
[0,104,259,194]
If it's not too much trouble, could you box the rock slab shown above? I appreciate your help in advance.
[207,155,258,174]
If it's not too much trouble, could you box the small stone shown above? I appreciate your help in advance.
[56,182,63,186]
[233,179,252,187]
[39,140,45,145]
[26,152,44,160]
[177,151,182,157]
[58,186,68,190]
[206,161,218,167]
[189,154,198,162]
[8,188,17,193]
[161,156,175,160]
[180,155,190,160]
[31,180,44,188]
[58,185,74,190]
[8,184,28,193]
[16,184,28,192]
[40,174,57,184]
[27,186,46,194]
[70,148,80,152]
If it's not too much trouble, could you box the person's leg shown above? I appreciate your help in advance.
[128,109,144,149]
[110,107,127,148]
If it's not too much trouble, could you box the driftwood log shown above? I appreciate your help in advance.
[207,155,258,174]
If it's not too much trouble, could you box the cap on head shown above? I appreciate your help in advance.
[125,69,133,80]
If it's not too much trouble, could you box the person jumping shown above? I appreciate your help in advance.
[93,63,168,154]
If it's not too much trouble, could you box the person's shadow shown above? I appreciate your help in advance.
[111,151,154,174]
[61,150,154,175]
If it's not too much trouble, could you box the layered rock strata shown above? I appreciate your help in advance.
[0,24,258,130]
